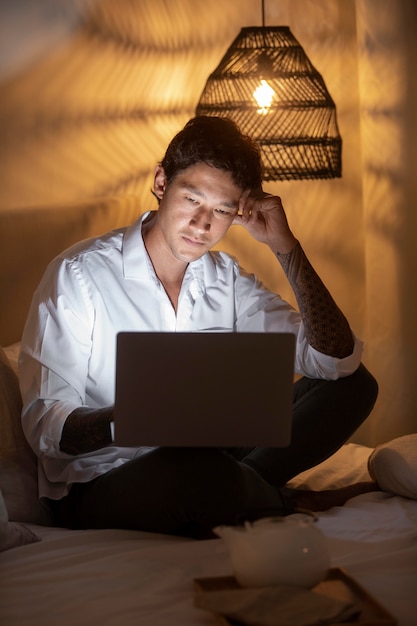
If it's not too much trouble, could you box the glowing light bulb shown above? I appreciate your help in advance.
[253,79,275,114]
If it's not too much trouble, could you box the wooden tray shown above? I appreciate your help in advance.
[193,567,397,626]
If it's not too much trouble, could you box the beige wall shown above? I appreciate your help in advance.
[0,0,416,444]
[356,0,417,443]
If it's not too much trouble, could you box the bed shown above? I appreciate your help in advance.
[1,197,417,626]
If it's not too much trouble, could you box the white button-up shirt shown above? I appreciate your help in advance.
[19,213,363,499]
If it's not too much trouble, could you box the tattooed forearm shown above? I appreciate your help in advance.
[60,406,114,455]
[277,242,354,358]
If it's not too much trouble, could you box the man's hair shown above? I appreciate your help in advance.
[160,116,263,190]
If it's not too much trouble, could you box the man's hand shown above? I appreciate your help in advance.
[60,406,114,455]
[234,188,354,359]
[233,188,297,255]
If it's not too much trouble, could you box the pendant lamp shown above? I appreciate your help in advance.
[196,18,342,181]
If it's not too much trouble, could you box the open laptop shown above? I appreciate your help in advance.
[114,332,295,448]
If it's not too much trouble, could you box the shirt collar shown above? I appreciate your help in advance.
[122,211,219,290]
[122,212,155,281]
[186,251,218,295]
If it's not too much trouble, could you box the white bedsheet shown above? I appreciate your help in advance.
[318,493,417,625]
[1,445,417,626]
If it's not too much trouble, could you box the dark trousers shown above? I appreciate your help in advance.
[51,364,378,537]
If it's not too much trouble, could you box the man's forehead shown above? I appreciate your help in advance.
[175,166,243,208]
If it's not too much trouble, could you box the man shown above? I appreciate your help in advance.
[20,116,378,537]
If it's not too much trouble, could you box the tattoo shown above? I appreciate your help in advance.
[277,242,354,358]
[60,406,114,455]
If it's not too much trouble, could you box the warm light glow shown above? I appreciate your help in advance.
[253,79,275,114]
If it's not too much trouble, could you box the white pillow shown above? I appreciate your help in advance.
[0,489,40,551]
[368,434,417,500]
[0,345,53,524]
[2,342,20,375]
[288,443,372,491]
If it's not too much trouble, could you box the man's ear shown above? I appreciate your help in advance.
[153,165,167,200]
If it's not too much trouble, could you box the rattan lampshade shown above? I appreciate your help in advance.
[196,27,342,181]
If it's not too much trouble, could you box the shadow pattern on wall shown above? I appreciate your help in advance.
[0,0,248,210]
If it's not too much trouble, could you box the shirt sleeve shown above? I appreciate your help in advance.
[233,262,363,380]
[19,256,94,460]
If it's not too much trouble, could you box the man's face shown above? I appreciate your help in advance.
[154,162,244,264]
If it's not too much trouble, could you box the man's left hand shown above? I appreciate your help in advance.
[233,188,297,254]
